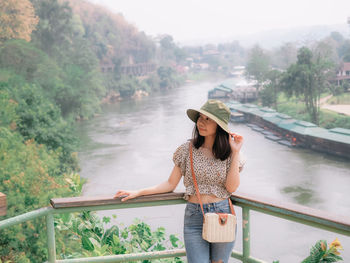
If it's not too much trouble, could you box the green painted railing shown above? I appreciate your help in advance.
[1,191,350,263]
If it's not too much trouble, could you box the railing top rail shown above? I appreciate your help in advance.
[50,192,185,208]
[50,191,350,230]
[231,192,350,229]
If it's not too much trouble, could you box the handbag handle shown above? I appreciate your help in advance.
[189,143,235,218]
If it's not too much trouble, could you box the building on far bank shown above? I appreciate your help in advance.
[335,62,350,86]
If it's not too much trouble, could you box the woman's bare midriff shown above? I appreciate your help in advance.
[187,194,225,204]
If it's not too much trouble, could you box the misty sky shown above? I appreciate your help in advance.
[89,0,350,43]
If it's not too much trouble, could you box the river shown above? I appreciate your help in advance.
[76,79,350,262]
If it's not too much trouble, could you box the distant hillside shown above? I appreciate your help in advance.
[238,24,350,49]
[182,24,350,49]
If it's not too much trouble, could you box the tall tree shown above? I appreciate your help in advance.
[0,0,39,42]
[31,0,73,55]
[272,42,297,70]
[280,47,333,124]
[245,45,270,88]
[260,69,281,109]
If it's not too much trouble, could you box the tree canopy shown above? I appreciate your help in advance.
[0,0,39,42]
[280,47,333,124]
[245,45,270,85]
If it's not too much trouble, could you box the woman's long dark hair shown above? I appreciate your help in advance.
[192,123,231,161]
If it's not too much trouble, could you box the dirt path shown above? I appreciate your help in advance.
[319,94,350,116]
[320,94,333,105]
[321,104,350,116]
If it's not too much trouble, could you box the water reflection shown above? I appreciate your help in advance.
[281,185,321,205]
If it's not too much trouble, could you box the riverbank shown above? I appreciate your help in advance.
[101,71,226,104]
[228,100,350,159]
[269,94,350,130]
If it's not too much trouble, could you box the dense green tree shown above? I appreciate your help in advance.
[246,45,270,88]
[116,76,138,98]
[0,0,39,42]
[0,79,78,171]
[0,40,52,81]
[280,47,333,124]
[31,0,74,56]
[157,66,178,89]
[158,34,186,65]
[0,39,102,119]
[0,88,80,262]
[260,70,282,109]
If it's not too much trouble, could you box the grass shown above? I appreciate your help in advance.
[327,93,350,104]
[319,109,350,129]
[262,93,350,129]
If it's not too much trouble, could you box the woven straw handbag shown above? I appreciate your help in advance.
[189,143,237,243]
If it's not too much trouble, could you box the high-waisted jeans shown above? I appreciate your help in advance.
[183,199,236,263]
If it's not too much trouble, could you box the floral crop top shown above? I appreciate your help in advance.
[173,141,245,200]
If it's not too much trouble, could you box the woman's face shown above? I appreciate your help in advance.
[196,113,217,137]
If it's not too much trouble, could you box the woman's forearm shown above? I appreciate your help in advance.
[138,180,175,196]
[114,165,182,201]
[225,152,240,193]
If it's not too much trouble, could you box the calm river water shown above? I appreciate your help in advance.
[76,79,350,262]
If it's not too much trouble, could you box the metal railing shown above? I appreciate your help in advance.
[1,192,350,263]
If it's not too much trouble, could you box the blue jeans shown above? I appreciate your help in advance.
[183,199,236,263]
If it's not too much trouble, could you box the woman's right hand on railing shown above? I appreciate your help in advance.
[113,190,141,201]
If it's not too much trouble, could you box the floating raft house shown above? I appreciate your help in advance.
[227,100,350,158]
[208,84,233,99]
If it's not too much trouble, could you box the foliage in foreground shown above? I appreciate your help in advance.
[301,239,343,263]
[0,91,83,262]
[273,238,343,263]
[55,211,184,262]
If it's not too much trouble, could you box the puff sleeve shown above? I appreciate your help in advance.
[172,142,189,176]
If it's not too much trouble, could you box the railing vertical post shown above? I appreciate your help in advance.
[242,207,250,262]
[46,213,56,263]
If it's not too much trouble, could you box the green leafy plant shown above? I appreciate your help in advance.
[302,238,343,263]
[55,211,184,262]
[272,239,343,263]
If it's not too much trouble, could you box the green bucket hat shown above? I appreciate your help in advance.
[187,99,231,134]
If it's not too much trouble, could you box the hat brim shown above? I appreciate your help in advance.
[187,109,230,134]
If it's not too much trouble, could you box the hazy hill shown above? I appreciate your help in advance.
[182,24,350,49]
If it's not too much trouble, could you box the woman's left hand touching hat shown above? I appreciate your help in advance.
[229,133,243,153]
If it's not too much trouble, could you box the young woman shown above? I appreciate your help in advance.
[114,99,244,263]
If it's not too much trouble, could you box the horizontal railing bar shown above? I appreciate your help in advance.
[231,192,350,236]
[245,257,268,263]
[0,207,53,230]
[50,192,185,208]
[235,201,350,237]
[231,249,267,262]
[232,192,350,227]
[50,199,186,214]
[53,249,186,262]
[230,250,243,261]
